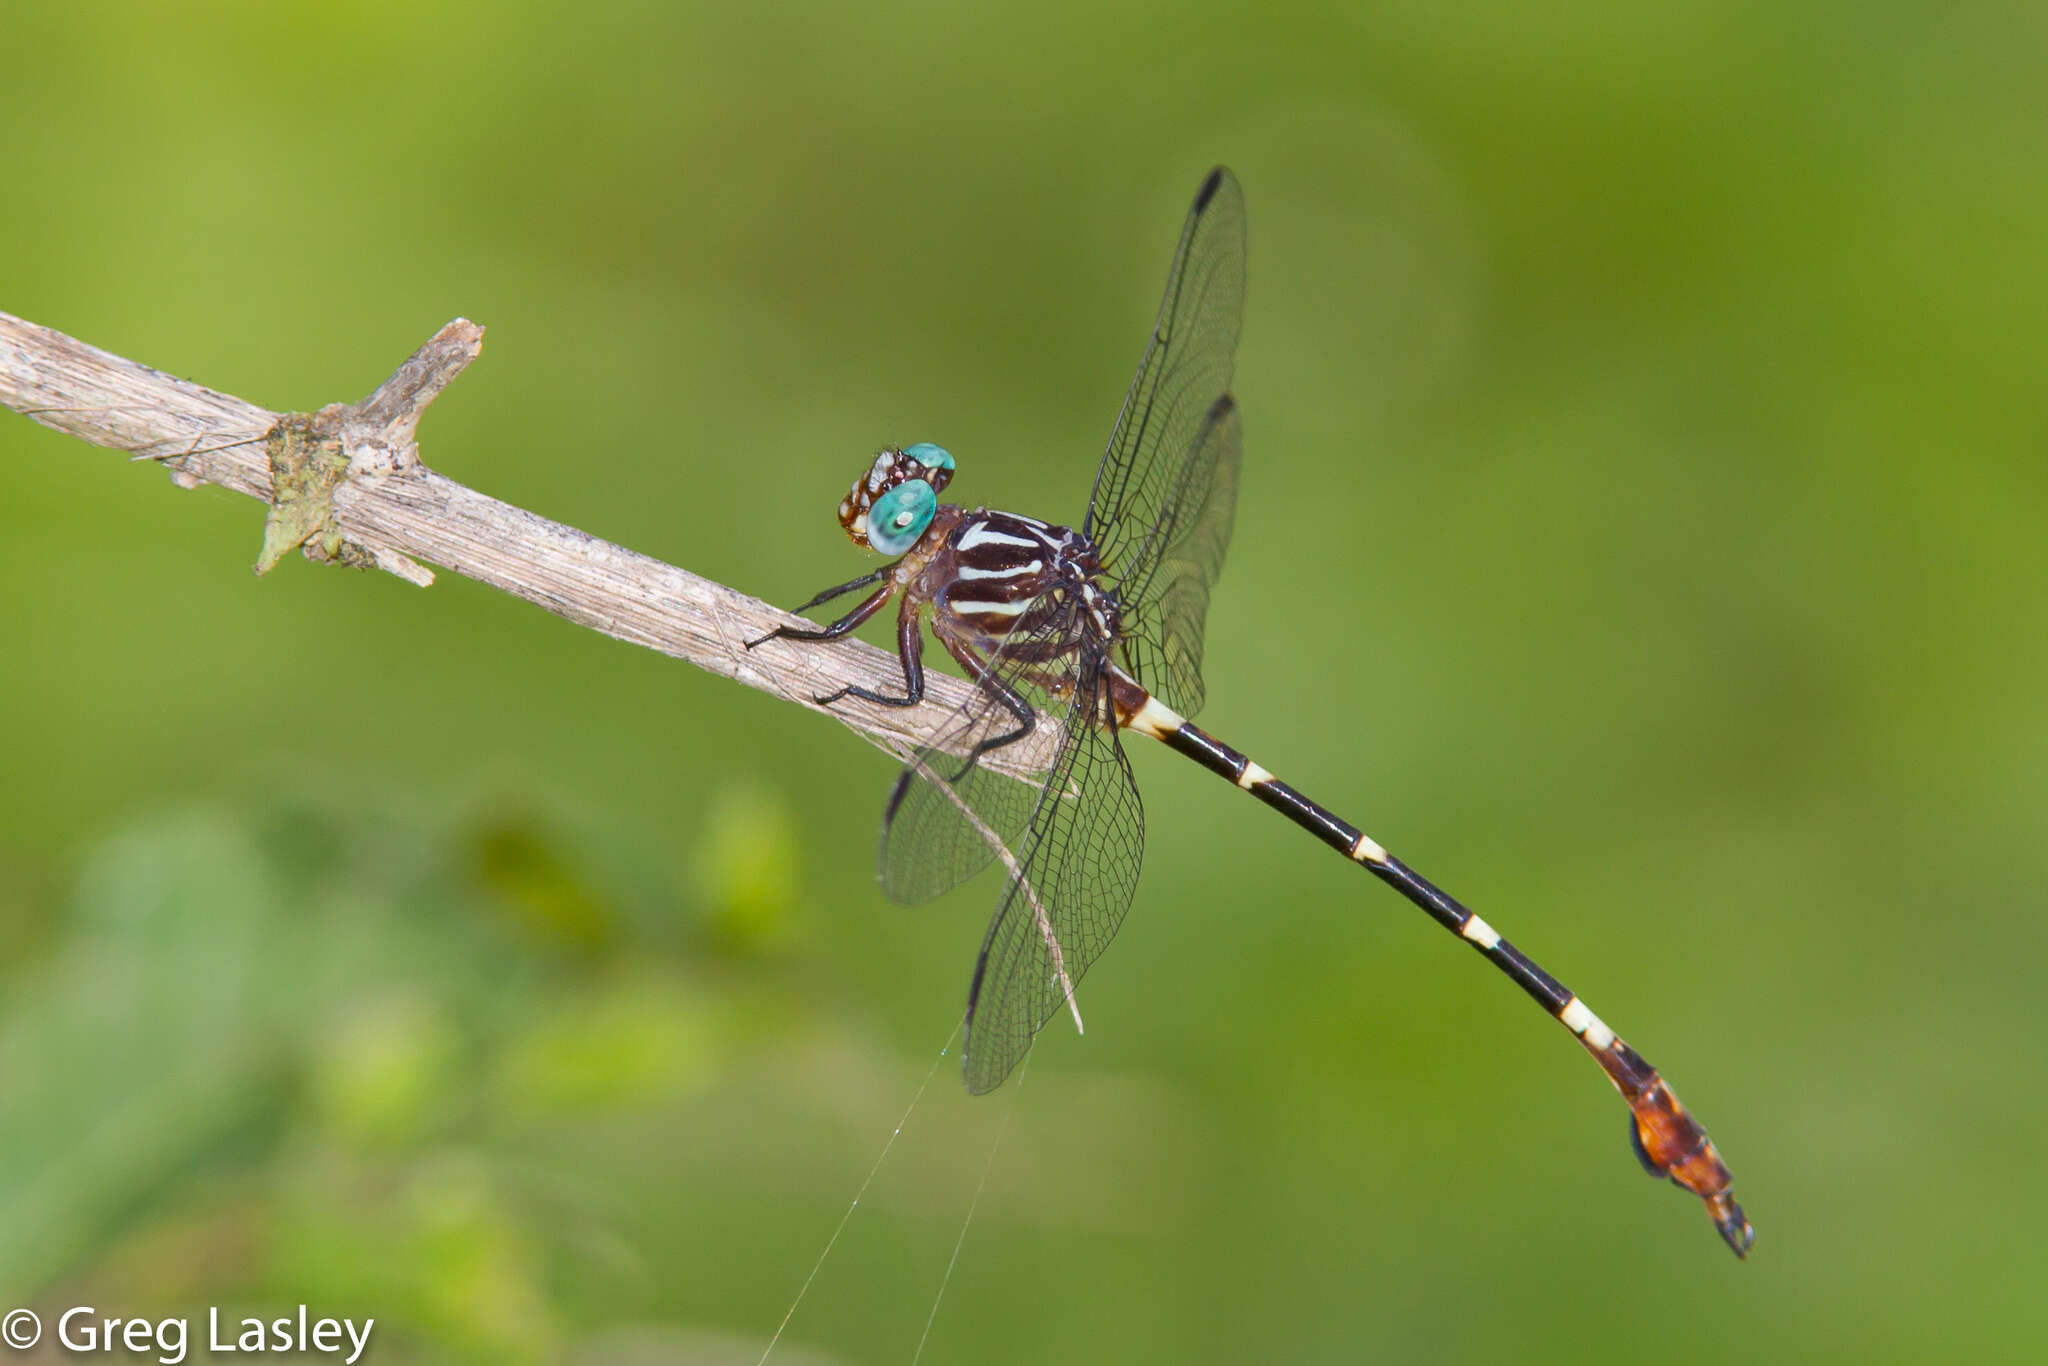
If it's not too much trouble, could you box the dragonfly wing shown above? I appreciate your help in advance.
[1113,392,1241,718]
[879,703,1047,906]
[1082,167,1246,720]
[960,659,1145,1094]
[879,609,1080,905]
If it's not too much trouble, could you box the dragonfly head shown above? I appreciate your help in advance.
[839,443,955,556]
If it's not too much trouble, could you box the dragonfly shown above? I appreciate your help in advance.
[748,167,1752,1257]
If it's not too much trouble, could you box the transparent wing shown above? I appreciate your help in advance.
[1083,166,1247,712]
[960,655,1145,1094]
[879,607,1085,906]
[1111,393,1241,717]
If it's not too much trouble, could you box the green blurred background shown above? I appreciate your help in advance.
[3,2,2044,1361]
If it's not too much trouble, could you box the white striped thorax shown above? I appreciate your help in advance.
[956,521,1042,553]
[935,509,1114,642]
[838,442,956,555]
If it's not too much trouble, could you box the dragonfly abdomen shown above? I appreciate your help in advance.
[1123,690,1753,1257]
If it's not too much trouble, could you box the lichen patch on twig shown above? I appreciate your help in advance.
[254,408,368,575]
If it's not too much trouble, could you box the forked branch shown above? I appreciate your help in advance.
[0,310,1061,779]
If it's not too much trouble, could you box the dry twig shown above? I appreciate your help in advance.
[0,311,1061,779]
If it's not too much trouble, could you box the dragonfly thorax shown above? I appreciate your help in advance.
[838,442,956,556]
[925,509,1119,650]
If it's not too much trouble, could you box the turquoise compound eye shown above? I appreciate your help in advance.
[902,442,955,471]
[867,480,937,556]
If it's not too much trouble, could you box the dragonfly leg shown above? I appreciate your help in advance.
[744,582,895,651]
[813,598,927,708]
[935,632,1036,770]
[787,565,891,615]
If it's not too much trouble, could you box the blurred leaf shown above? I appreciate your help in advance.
[308,990,462,1152]
[690,783,803,956]
[496,975,716,1121]
[468,814,617,955]
[267,1151,559,1365]
[0,814,293,1290]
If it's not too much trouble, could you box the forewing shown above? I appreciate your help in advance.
[1083,165,1247,657]
[1112,393,1241,717]
[960,662,1145,1094]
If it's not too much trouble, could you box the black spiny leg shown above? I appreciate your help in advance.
[814,598,926,708]
[749,584,927,708]
[788,566,891,615]
[936,632,1036,772]
[745,582,896,652]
